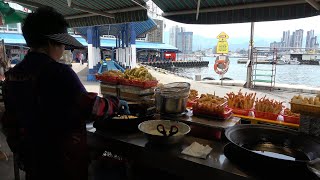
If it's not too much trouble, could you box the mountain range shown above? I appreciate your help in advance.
[163,31,320,51]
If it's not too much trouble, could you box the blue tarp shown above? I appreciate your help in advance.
[0,33,178,51]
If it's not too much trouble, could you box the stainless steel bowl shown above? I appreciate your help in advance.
[159,95,188,114]
[138,120,191,144]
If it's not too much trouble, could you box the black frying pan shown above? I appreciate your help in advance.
[225,124,320,179]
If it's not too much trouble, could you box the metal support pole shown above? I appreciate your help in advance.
[125,24,129,47]
[121,29,125,49]
[245,22,254,88]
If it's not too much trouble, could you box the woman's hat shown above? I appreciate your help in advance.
[45,33,84,49]
[22,6,85,49]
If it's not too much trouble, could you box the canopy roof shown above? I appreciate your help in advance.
[75,17,157,39]
[151,0,320,24]
[0,33,178,51]
[10,0,148,27]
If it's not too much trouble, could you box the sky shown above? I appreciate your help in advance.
[162,15,320,41]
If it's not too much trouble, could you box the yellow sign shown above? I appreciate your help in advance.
[216,32,229,54]
[217,32,229,42]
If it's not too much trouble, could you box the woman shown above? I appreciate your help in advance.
[1,7,129,180]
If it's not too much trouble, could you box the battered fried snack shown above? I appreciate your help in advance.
[291,95,320,106]
[254,96,283,114]
[124,66,156,81]
[194,93,226,114]
[188,89,198,101]
[283,108,300,117]
[225,89,256,109]
[102,70,124,77]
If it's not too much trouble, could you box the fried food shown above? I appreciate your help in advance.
[124,66,156,81]
[283,108,300,117]
[291,94,320,106]
[194,93,226,114]
[102,70,123,77]
[188,89,198,101]
[254,96,283,114]
[225,89,256,109]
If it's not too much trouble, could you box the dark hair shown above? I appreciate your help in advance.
[22,6,68,48]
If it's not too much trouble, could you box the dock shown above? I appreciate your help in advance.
[237,59,271,64]
[141,60,209,68]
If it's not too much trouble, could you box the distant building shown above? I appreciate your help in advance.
[177,31,193,54]
[169,25,193,53]
[146,19,163,43]
[169,25,180,47]
[289,33,295,47]
[306,30,314,50]
[270,41,284,49]
[310,36,319,50]
[292,29,304,48]
[281,30,290,48]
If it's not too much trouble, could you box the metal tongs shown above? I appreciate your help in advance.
[157,124,179,137]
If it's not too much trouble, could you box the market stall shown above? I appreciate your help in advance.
[91,68,320,179]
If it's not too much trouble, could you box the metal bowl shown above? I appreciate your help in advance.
[138,120,191,144]
[159,95,188,114]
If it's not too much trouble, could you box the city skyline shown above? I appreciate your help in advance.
[169,26,193,53]
[163,14,320,40]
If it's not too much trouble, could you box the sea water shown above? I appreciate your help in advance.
[170,57,320,88]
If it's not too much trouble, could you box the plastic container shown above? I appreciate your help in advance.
[283,115,300,124]
[96,74,119,84]
[186,100,197,108]
[231,108,251,116]
[118,85,155,101]
[193,105,232,120]
[119,78,158,89]
[254,111,279,121]
[290,102,320,116]
[100,83,118,96]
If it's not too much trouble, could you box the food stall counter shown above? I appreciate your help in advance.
[89,130,252,180]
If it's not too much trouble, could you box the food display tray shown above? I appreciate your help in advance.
[254,111,279,121]
[283,115,300,124]
[290,102,320,116]
[230,108,252,116]
[193,108,233,120]
[119,78,158,89]
[96,74,119,84]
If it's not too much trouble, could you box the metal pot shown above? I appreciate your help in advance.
[159,95,188,114]
[155,82,190,114]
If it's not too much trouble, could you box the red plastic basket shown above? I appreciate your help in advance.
[119,79,158,89]
[119,78,132,86]
[231,108,251,116]
[193,106,232,120]
[254,111,279,121]
[187,100,198,108]
[96,74,119,84]
[283,115,300,124]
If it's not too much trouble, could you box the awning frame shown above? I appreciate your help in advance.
[162,0,319,17]
[8,0,145,20]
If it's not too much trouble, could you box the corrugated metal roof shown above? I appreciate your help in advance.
[151,0,320,24]
[74,18,157,39]
[11,0,148,27]
[0,33,178,51]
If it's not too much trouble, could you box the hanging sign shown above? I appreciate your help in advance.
[216,32,229,54]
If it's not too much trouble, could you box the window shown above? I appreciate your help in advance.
[8,24,18,31]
